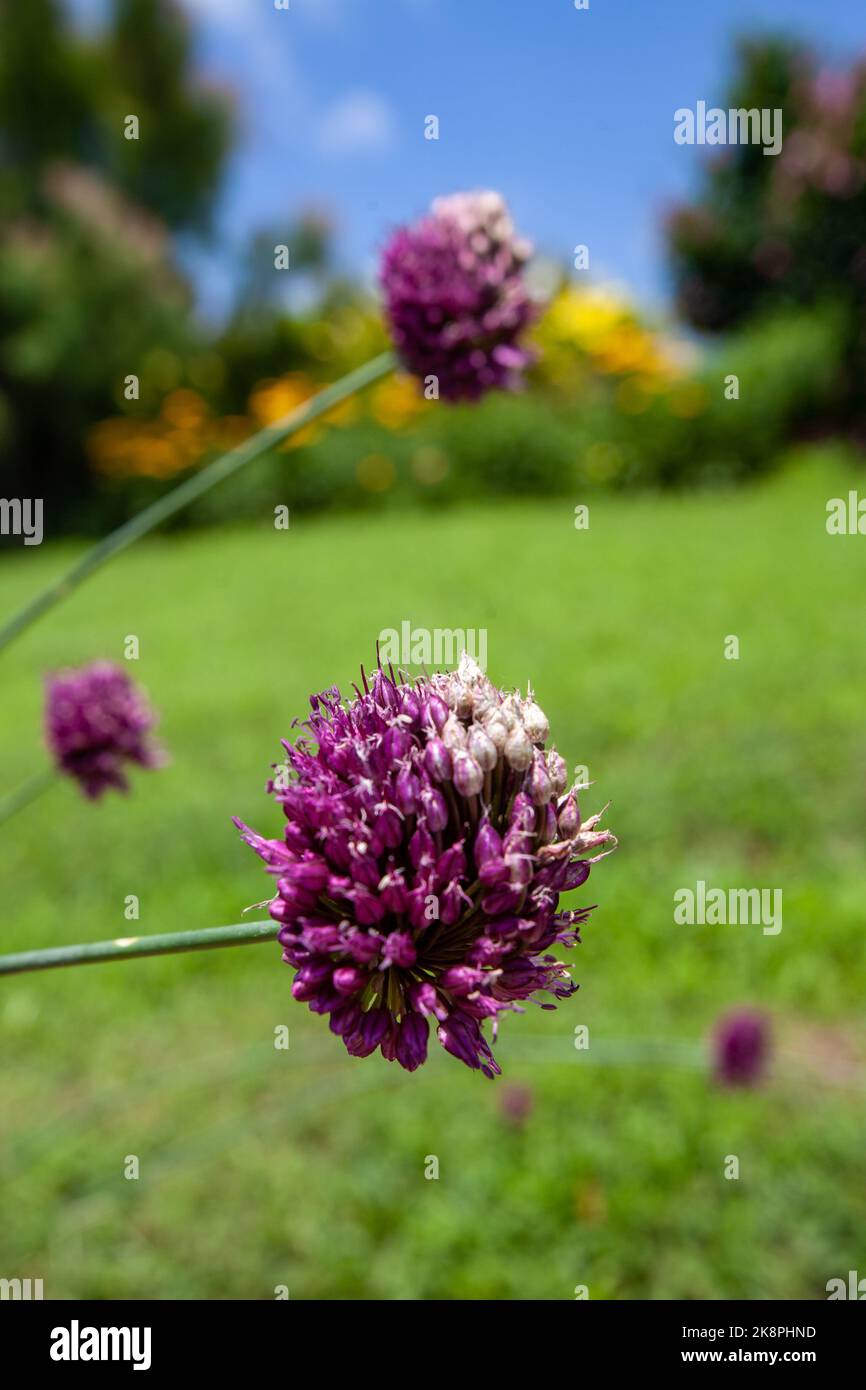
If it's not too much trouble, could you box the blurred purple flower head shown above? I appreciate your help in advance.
[713,1009,770,1087]
[236,653,616,1078]
[380,191,538,401]
[44,661,164,799]
[500,1082,535,1127]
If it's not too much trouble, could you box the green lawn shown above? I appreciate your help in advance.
[1,446,864,1299]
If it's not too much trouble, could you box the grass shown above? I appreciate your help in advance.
[1,444,864,1299]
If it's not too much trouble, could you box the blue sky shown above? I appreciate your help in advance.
[69,0,866,322]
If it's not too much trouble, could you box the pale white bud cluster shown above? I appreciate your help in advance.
[421,652,615,861]
[431,190,533,265]
[429,653,572,795]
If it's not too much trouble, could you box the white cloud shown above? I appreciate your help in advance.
[316,90,396,157]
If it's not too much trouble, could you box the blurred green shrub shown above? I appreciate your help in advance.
[0,0,231,532]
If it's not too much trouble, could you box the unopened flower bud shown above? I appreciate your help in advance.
[395,766,420,815]
[378,868,409,914]
[424,738,452,782]
[442,713,467,753]
[423,694,449,732]
[540,802,557,843]
[484,714,509,752]
[528,753,553,805]
[384,727,411,761]
[507,852,533,887]
[546,749,568,794]
[504,724,533,771]
[452,683,474,719]
[467,724,497,772]
[558,792,580,838]
[333,965,367,995]
[400,687,422,727]
[420,785,449,831]
[499,696,519,730]
[457,652,484,685]
[471,687,496,720]
[522,700,549,744]
[473,819,503,868]
[453,750,484,797]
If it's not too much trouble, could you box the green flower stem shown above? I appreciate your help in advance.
[0,919,279,976]
[0,766,57,828]
[0,350,396,655]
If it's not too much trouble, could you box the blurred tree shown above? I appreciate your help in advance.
[0,0,99,198]
[667,37,866,430]
[0,0,231,230]
[0,0,233,532]
[106,0,232,232]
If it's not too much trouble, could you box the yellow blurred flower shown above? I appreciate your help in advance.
[534,284,689,391]
[87,415,200,480]
[248,374,310,425]
[161,388,209,430]
[248,373,321,449]
[369,374,428,430]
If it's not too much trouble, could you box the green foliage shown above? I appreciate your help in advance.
[0,189,194,528]
[0,0,231,529]
[566,303,848,490]
[107,0,232,232]
[0,0,232,231]
[169,302,849,529]
[0,452,863,1297]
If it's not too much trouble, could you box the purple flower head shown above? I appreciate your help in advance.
[44,661,164,799]
[712,1009,770,1087]
[380,191,538,402]
[235,652,616,1078]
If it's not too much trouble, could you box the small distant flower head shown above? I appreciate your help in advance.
[236,652,616,1078]
[44,661,164,799]
[500,1082,535,1127]
[712,1009,770,1087]
[380,190,537,401]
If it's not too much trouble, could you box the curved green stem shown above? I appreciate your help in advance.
[0,766,57,828]
[0,919,279,976]
[0,350,396,655]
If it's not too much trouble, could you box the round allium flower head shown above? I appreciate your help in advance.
[712,1009,770,1087]
[235,653,616,1078]
[380,191,537,401]
[44,661,164,799]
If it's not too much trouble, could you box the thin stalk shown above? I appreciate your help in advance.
[0,920,278,976]
[0,350,396,655]
[0,766,57,827]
